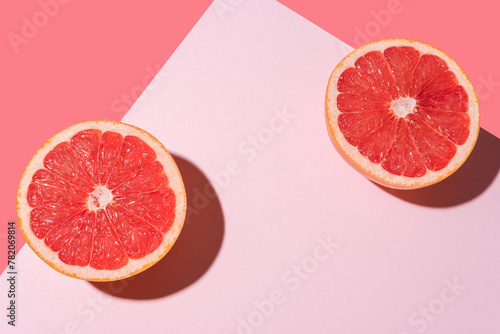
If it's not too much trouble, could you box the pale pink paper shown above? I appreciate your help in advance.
[1,1,499,334]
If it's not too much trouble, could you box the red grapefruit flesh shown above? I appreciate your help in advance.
[326,39,480,189]
[17,120,186,281]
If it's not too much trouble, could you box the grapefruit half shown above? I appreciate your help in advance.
[17,120,186,281]
[326,39,480,189]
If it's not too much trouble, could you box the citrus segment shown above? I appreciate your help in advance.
[406,114,457,171]
[417,85,468,112]
[383,46,420,97]
[416,71,458,101]
[358,114,398,163]
[414,107,470,145]
[27,169,89,206]
[43,142,95,193]
[30,202,85,238]
[44,210,89,252]
[326,39,480,188]
[355,51,399,100]
[107,204,163,260]
[70,129,101,184]
[91,210,129,270]
[106,135,157,190]
[17,120,186,281]
[113,161,168,195]
[58,212,94,267]
[337,92,390,112]
[338,109,390,146]
[338,68,374,93]
[408,54,448,97]
[381,118,426,177]
[114,188,176,233]
[98,131,123,185]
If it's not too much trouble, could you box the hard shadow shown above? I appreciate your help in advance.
[376,128,500,207]
[90,155,224,299]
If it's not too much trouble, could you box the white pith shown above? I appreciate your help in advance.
[87,185,113,211]
[17,120,187,281]
[326,39,480,188]
[391,97,416,118]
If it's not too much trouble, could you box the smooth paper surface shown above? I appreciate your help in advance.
[2,0,499,333]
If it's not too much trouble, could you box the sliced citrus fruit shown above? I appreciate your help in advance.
[17,120,186,281]
[326,39,480,189]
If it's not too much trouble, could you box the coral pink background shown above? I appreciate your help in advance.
[1,2,499,334]
[1,0,498,279]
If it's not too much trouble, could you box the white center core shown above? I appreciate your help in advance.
[391,97,416,118]
[87,185,113,211]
